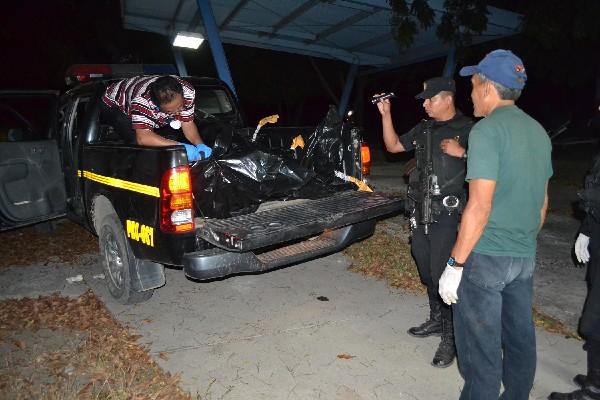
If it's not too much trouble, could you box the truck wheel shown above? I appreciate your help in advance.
[99,214,153,304]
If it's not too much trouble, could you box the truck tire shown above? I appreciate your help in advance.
[98,213,153,304]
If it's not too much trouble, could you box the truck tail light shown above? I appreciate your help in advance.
[160,166,195,233]
[361,142,371,176]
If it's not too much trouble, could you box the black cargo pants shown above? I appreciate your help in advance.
[410,211,460,319]
[580,219,600,383]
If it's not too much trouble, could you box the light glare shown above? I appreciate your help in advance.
[173,32,204,49]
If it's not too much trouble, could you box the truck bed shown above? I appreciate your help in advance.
[194,190,403,252]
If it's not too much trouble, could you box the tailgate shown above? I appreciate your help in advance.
[195,191,403,252]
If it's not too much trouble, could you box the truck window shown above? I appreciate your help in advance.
[194,88,233,116]
[0,95,56,142]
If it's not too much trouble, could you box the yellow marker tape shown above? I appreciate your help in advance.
[126,219,155,247]
[334,171,373,192]
[290,135,305,150]
[258,114,279,128]
[252,114,280,141]
[79,170,159,197]
[347,175,373,192]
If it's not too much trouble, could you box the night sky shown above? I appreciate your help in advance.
[2,0,599,154]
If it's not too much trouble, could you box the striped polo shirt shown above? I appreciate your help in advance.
[102,75,195,130]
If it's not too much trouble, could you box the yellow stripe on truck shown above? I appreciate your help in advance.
[79,170,160,198]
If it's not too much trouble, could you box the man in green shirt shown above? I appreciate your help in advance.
[438,49,553,399]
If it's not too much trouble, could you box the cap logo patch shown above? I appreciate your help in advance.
[515,64,525,73]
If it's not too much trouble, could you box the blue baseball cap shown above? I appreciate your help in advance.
[459,49,527,90]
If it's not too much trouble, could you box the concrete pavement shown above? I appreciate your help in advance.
[0,253,586,399]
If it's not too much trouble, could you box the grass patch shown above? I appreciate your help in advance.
[345,224,425,295]
[0,291,192,399]
[346,224,581,339]
[533,307,580,339]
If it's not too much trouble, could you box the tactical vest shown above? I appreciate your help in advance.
[407,113,473,218]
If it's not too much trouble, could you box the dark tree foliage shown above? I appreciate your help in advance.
[519,0,600,89]
[388,0,488,49]
[436,0,488,46]
[389,0,435,48]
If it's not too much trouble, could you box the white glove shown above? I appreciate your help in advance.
[575,233,590,264]
[439,264,463,305]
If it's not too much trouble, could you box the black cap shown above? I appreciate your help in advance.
[415,77,456,99]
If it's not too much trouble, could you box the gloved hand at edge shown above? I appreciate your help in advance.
[181,143,200,162]
[439,264,463,305]
[575,233,590,264]
[196,143,212,159]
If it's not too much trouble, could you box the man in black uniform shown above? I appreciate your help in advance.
[549,106,600,400]
[376,77,473,367]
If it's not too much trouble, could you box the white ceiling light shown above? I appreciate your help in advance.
[173,32,204,49]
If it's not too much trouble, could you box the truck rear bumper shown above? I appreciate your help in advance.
[182,220,375,280]
[194,191,403,252]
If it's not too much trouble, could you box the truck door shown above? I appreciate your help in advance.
[57,94,91,219]
[0,91,66,230]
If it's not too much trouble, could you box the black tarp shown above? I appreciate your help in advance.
[190,106,355,218]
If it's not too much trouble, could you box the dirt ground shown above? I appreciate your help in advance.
[0,291,191,399]
[0,219,98,269]
[0,221,193,399]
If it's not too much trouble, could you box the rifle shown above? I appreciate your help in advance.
[417,121,440,234]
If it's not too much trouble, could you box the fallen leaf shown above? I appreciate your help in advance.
[0,291,193,400]
[336,353,355,360]
[77,382,93,398]
[158,352,169,361]
[13,340,26,350]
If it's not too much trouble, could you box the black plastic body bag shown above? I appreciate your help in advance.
[190,106,354,219]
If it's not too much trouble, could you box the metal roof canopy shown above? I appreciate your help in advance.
[121,0,521,113]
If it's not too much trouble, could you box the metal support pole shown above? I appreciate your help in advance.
[338,64,359,117]
[172,49,189,77]
[195,0,238,98]
[442,46,456,78]
[596,65,600,104]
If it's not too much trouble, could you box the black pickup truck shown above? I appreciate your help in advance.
[0,65,402,304]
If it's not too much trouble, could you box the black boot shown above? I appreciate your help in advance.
[408,297,442,338]
[574,375,588,388]
[550,370,600,400]
[431,312,456,368]
[547,385,600,400]
[550,349,600,399]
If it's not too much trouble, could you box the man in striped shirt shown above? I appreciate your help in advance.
[101,75,211,161]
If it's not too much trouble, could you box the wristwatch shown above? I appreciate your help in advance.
[461,151,468,160]
[447,256,464,268]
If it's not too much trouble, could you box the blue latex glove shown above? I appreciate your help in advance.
[196,143,213,159]
[181,143,200,162]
